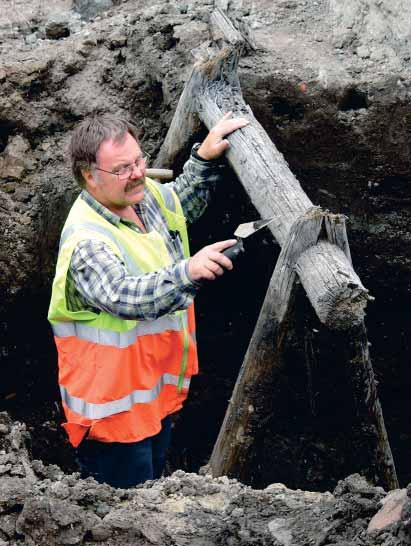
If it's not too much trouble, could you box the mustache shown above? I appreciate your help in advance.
[125,177,146,191]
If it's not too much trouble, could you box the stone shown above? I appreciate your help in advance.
[268,517,294,545]
[0,136,32,180]
[0,425,9,435]
[357,46,370,58]
[107,30,127,49]
[367,489,408,533]
[91,524,112,541]
[0,513,18,539]
[72,0,114,20]
[5,135,30,158]
[45,18,71,40]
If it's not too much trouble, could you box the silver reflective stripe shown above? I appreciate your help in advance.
[59,222,141,276]
[153,181,176,213]
[52,315,181,348]
[60,373,191,419]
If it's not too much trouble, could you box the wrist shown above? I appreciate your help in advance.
[192,142,212,162]
[192,143,226,165]
[184,259,202,288]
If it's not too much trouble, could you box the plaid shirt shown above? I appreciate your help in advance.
[66,152,225,320]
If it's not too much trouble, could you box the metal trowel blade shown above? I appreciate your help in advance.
[233,217,275,239]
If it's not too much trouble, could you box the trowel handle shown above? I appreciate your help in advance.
[222,239,245,261]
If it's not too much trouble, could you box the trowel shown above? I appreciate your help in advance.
[222,217,275,260]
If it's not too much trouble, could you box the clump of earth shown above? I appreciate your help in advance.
[0,412,410,546]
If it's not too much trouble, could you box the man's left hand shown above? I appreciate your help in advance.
[196,112,249,161]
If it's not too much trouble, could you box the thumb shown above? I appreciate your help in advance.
[216,139,230,154]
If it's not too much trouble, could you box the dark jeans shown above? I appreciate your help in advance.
[76,416,172,488]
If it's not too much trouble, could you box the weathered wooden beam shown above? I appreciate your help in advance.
[209,9,245,48]
[154,69,203,169]
[157,45,370,330]
[345,321,399,489]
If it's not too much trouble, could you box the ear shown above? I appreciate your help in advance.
[81,168,98,190]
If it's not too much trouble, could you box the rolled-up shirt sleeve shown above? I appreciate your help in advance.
[68,239,198,321]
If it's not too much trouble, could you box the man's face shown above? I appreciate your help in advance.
[85,132,146,211]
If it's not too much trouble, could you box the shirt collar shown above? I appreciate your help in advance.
[80,189,145,227]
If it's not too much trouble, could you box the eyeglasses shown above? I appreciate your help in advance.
[94,153,151,181]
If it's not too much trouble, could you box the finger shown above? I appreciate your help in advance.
[225,117,248,126]
[220,118,249,135]
[215,256,233,271]
[234,118,249,129]
[209,251,233,271]
[221,111,233,121]
[202,267,216,281]
[220,255,233,270]
[209,239,238,252]
[205,260,224,276]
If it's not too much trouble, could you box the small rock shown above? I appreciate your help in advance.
[45,19,70,40]
[10,464,26,477]
[6,135,30,157]
[91,524,112,541]
[95,502,111,517]
[370,48,386,62]
[357,46,370,59]
[0,513,18,539]
[25,33,39,45]
[0,135,32,181]
[268,517,293,546]
[50,482,70,499]
[14,188,34,203]
[0,156,25,180]
[73,0,114,21]
[0,464,12,475]
[0,424,9,435]
[82,31,98,47]
[108,31,127,49]
[367,489,407,533]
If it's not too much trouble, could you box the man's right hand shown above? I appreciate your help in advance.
[188,240,237,281]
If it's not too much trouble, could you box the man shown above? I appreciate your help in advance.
[48,112,248,488]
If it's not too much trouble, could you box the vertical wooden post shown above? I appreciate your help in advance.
[345,322,398,489]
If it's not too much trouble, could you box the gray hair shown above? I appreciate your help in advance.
[69,114,140,187]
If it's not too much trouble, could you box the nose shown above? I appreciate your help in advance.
[130,160,145,179]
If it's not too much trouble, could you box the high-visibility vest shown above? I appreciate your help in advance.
[48,178,198,448]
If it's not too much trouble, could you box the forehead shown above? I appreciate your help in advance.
[96,132,141,167]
